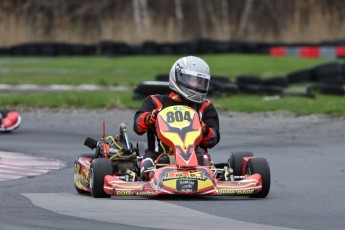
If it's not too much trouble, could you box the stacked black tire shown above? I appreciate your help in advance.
[133,62,345,99]
[310,62,345,95]
[234,62,345,97]
[236,75,287,96]
[133,75,238,99]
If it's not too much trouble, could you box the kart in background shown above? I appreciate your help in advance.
[74,105,270,198]
[0,110,21,132]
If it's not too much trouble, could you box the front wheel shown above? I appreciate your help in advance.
[246,157,271,198]
[229,151,254,177]
[89,158,112,198]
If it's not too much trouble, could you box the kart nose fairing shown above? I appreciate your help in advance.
[103,165,262,196]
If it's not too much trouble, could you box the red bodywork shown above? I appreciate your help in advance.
[103,165,262,196]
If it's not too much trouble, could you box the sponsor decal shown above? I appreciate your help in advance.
[166,171,203,177]
[135,191,155,196]
[173,106,185,111]
[116,190,155,196]
[176,179,198,192]
[116,190,134,196]
[163,175,207,181]
[218,189,254,195]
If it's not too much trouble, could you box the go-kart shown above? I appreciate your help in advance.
[0,110,21,132]
[74,105,270,198]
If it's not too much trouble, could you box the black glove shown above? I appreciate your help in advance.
[200,120,210,136]
[144,109,158,126]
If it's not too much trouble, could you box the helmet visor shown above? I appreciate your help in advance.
[175,68,210,93]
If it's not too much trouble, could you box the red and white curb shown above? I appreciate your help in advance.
[0,151,65,182]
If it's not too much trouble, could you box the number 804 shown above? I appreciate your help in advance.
[166,111,192,123]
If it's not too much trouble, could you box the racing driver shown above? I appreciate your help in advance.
[133,56,220,179]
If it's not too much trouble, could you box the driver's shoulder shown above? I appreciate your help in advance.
[201,98,213,107]
[147,94,170,109]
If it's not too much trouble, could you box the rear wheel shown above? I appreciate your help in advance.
[228,151,254,177]
[89,158,112,198]
[246,157,271,198]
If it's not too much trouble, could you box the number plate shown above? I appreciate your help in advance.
[176,179,198,192]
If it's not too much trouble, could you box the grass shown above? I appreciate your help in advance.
[0,55,344,115]
[0,55,334,85]
[1,91,344,116]
[0,91,142,109]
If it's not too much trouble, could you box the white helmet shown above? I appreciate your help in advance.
[169,56,211,103]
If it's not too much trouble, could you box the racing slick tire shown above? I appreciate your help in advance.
[74,154,96,194]
[229,151,254,177]
[89,158,112,198]
[75,186,88,194]
[247,157,271,198]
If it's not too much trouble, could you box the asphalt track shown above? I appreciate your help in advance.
[0,109,344,230]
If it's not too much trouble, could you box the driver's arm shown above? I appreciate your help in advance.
[133,96,157,135]
[200,102,220,149]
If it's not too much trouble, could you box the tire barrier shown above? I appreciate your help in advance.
[133,81,170,99]
[0,43,98,56]
[236,75,262,85]
[2,39,345,57]
[317,85,345,96]
[237,84,284,96]
[235,75,286,96]
[0,40,270,56]
[134,63,345,98]
[208,77,238,96]
[311,62,344,85]
[286,69,313,84]
[134,62,345,98]
[234,62,345,97]
[143,75,238,99]
[263,77,289,88]
[155,74,169,82]
[237,75,291,88]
